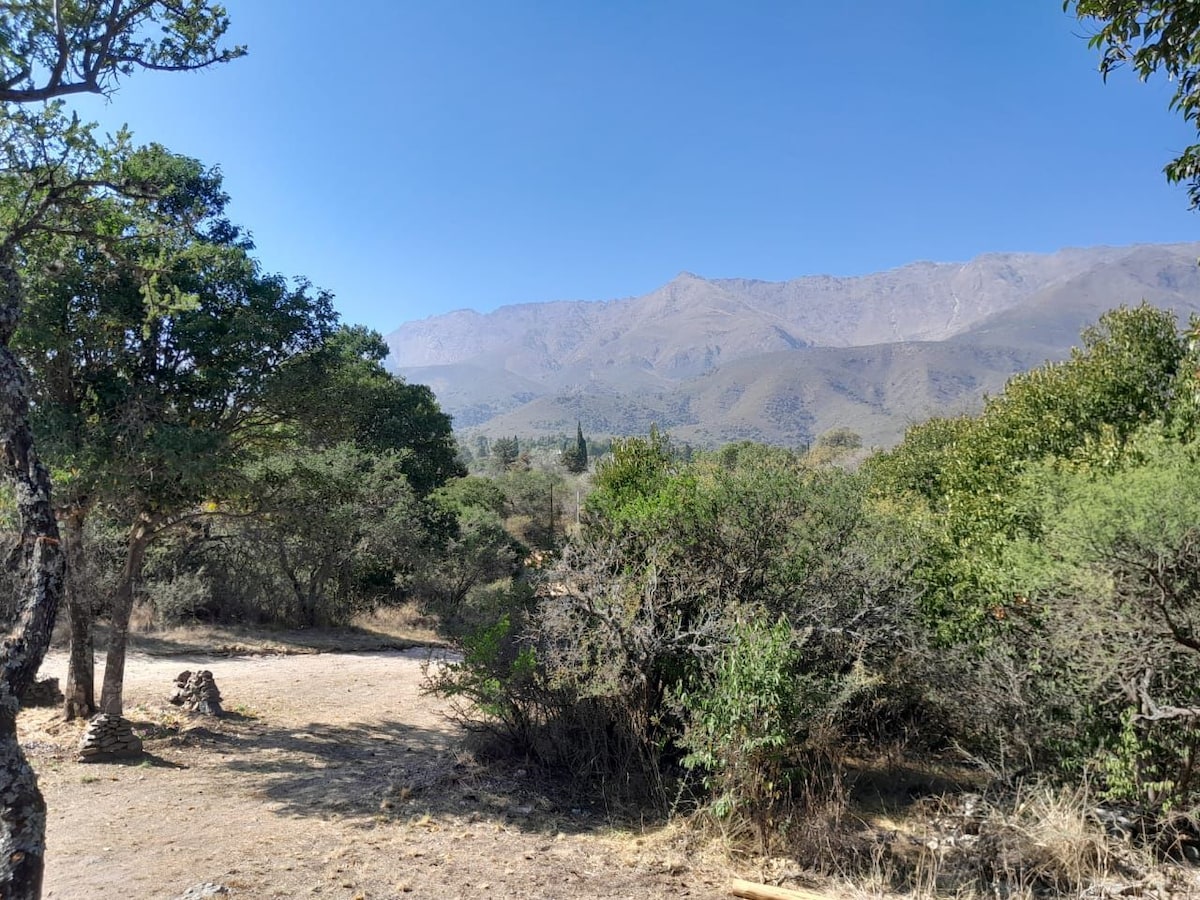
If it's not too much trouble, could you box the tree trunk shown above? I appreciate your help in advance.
[60,507,94,720]
[0,709,45,898]
[98,515,154,716]
[0,248,67,897]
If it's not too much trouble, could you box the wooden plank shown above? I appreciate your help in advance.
[729,877,838,900]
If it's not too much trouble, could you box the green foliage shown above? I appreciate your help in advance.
[816,426,862,451]
[425,599,543,747]
[267,325,463,496]
[561,421,589,473]
[238,444,426,626]
[433,476,507,519]
[677,618,809,848]
[18,149,337,521]
[417,493,523,635]
[1100,709,1200,811]
[434,304,1200,853]
[809,426,864,464]
[863,416,971,505]
[585,426,676,534]
[866,305,1189,640]
[1069,0,1200,206]
[0,2,244,102]
[138,444,429,628]
[1000,432,1200,803]
[434,434,925,810]
[491,436,519,470]
[492,467,565,550]
[0,3,244,262]
[13,147,464,634]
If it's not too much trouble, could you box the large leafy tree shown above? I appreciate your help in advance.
[1068,1,1200,206]
[238,444,428,628]
[0,5,240,895]
[18,143,240,718]
[267,325,463,496]
[19,149,336,718]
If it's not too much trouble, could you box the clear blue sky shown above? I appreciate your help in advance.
[71,1,1199,333]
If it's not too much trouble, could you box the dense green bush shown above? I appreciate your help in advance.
[429,307,1200,854]
[431,436,936,819]
[676,618,809,851]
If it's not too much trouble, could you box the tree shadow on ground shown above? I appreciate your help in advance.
[96,751,186,770]
[82,622,438,659]
[207,715,626,837]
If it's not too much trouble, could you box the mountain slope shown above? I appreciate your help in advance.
[387,242,1200,447]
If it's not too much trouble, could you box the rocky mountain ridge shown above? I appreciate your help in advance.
[386,242,1200,447]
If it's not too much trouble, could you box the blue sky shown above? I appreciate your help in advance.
[72,1,1199,334]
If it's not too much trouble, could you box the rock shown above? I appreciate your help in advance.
[21,676,63,708]
[169,670,223,717]
[176,884,229,899]
[77,713,143,762]
[168,670,192,706]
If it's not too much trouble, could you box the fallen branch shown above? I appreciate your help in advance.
[730,878,835,900]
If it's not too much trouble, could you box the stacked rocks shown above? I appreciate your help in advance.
[169,669,223,716]
[77,713,143,762]
[22,676,63,708]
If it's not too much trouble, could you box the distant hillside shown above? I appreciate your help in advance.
[386,243,1200,448]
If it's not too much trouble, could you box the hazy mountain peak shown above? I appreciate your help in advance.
[387,242,1200,446]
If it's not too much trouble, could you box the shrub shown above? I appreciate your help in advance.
[677,618,810,851]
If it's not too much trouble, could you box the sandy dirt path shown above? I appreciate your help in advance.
[21,648,727,900]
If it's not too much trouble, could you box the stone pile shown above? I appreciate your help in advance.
[77,713,143,762]
[22,676,63,708]
[169,669,223,716]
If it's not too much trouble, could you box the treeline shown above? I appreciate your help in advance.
[462,429,612,474]
[432,303,1200,861]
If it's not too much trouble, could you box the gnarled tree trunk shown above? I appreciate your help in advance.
[0,247,67,898]
[60,507,94,720]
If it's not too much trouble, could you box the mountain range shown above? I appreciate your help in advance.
[385,242,1200,448]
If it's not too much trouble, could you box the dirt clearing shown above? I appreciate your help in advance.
[22,646,730,900]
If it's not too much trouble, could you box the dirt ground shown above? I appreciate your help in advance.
[20,641,736,900]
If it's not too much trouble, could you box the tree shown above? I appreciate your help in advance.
[562,421,589,473]
[435,439,921,812]
[815,426,862,453]
[418,477,522,634]
[1068,1,1200,206]
[0,2,243,104]
[17,143,240,718]
[867,305,1187,639]
[239,444,427,627]
[16,143,338,717]
[265,325,463,496]
[494,468,565,550]
[996,431,1200,805]
[0,5,240,895]
[492,436,519,470]
[584,426,676,536]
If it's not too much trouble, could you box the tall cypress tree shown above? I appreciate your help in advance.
[575,421,589,471]
[563,421,588,474]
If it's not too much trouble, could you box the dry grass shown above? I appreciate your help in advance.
[351,602,443,643]
[675,776,1200,900]
[837,781,1199,899]
[981,784,1116,894]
